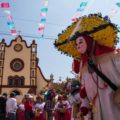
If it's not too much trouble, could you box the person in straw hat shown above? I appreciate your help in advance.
[24,94,34,120]
[54,13,120,120]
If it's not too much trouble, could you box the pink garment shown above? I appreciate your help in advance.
[18,111,25,120]
[33,102,45,120]
[55,108,72,120]
[18,103,25,120]
[55,101,72,120]
[33,111,46,120]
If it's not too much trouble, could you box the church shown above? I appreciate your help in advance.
[0,35,51,95]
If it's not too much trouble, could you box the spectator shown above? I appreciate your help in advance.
[24,94,34,120]
[33,95,45,120]
[6,92,17,120]
[44,88,56,120]
[0,93,7,120]
[54,95,71,120]
[17,98,26,120]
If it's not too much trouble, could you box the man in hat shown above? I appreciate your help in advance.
[54,14,120,120]
[24,94,34,120]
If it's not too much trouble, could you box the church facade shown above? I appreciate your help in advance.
[0,36,49,95]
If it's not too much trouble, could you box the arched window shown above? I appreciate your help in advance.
[32,53,36,59]
[8,76,25,86]
[31,70,35,77]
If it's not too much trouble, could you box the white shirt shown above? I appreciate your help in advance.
[18,103,25,111]
[33,102,45,112]
[54,100,71,110]
[6,97,17,113]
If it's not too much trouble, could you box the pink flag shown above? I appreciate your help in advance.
[11,29,16,33]
[7,16,12,21]
[71,18,77,22]
[1,2,10,8]
[38,27,44,31]
[40,12,47,17]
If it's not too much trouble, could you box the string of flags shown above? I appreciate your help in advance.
[38,0,49,38]
[0,1,120,38]
[71,1,88,22]
[108,1,120,18]
[71,1,120,32]
[0,2,17,36]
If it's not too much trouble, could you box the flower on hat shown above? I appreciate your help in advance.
[54,13,119,60]
[45,88,56,100]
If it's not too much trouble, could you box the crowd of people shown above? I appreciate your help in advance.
[0,88,74,120]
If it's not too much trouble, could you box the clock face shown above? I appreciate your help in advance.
[14,44,23,52]
[10,58,24,72]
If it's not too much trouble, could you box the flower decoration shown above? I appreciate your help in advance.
[54,13,119,60]
[45,87,56,100]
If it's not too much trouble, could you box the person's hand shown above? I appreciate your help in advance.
[62,107,67,113]
[52,110,55,116]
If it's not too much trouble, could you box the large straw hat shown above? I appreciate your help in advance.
[54,13,119,60]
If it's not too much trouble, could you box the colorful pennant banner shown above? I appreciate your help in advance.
[38,0,49,38]
[71,1,88,22]
[7,15,17,35]
[1,1,17,36]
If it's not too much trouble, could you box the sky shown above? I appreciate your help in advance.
[0,0,120,82]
